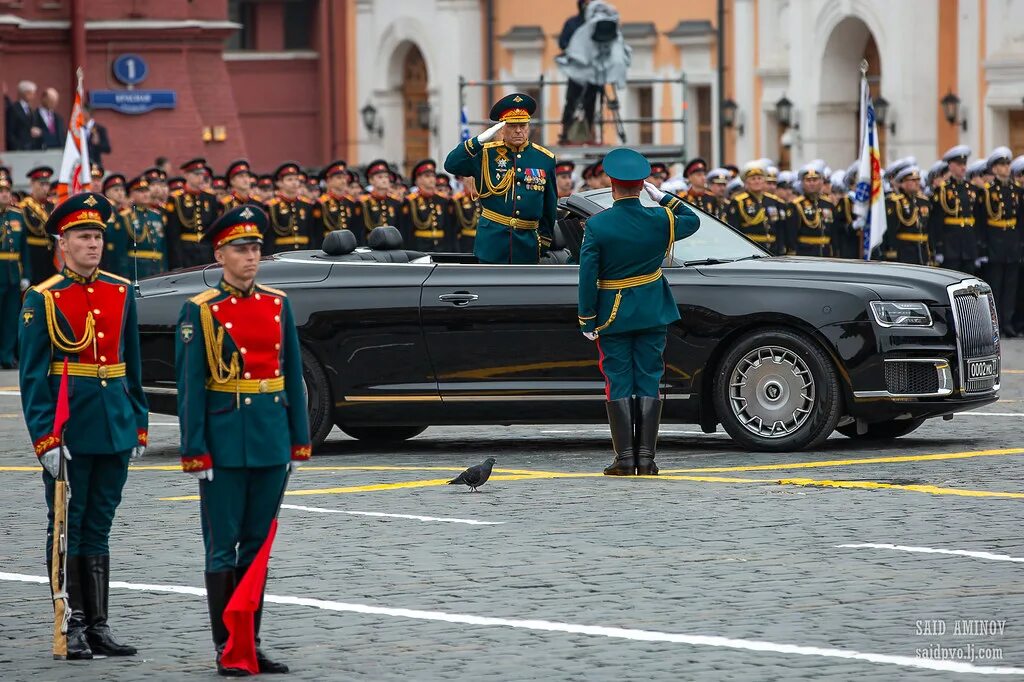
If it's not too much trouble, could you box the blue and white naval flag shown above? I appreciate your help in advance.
[460,106,471,143]
[854,72,886,260]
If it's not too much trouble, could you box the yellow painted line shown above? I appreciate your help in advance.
[660,447,1024,474]
[779,478,1024,499]
[1001,369,1024,374]
[0,386,18,391]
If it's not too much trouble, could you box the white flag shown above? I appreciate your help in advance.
[56,68,91,203]
[853,73,886,259]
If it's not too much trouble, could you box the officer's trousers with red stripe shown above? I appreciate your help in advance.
[595,326,667,401]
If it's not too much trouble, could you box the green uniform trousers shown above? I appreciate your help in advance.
[595,326,668,401]
[43,452,130,558]
[0,286,20,365]
[199,465,288,572]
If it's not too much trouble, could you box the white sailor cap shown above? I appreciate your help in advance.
[1011,155,1024,177]
[885,156,916,178]
[986,146,1013,168]
[942,145,972,163]
[829,170,847,188]
[966,160,988,179]
[797,164,824,181]
[765,165,779,180]
[740,161,766,180]
[776,170,795,187]
[726,177,744,194]
[895,165,921,183]
[706,168,730,184]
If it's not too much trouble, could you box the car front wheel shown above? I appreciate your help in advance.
[713,327,842,452]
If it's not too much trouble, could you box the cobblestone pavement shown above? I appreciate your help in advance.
[2,343,1024,681]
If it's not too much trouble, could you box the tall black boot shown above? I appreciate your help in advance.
[65,556,93,660]
[603,398,636,476]
[635,397,663,476]
[81,555,136,656]
[235,564,289,674]
[205,571,250,677]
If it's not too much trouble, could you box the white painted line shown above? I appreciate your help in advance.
[837,543,1024,564]
[0,572,1022,675]
[280,503,504,526]
[957,413,1024,417]
[0,390,21,396]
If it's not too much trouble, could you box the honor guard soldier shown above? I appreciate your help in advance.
[436,173,453,198]
[578,149,700,477]
[648,162,669,188]
[221,160,260,211]
[20,166,57,285]
[211,177,228,203]
[353,160,401,245]
[978,147,1019,337]
[89,163,104,193]
[556,161,576,199]
[175,205,310,676]
[19,192,148,660]
[143,167,170,209]
[168,176,186,193]
[100,174,130,276]
[444,92,557,264]
[881,166,932,265]
[726,162,784,254]
[164,159,220,269]
[450,176,481,253]
[403,159,453,252]
[255,174,275,204]
[0,175,29,368]
[118,177,168,279]
[314,160,356,244]
[929,145,980,274]
[681,158,718,215]
[265,161,318,253]
[705,168,731,220]
[786,165,837,257]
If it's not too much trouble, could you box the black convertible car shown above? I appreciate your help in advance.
[135,189,1000,452]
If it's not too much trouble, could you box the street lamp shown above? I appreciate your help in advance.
[721,98,743,135]
[417,102,432,131]
[941,91,967,131]
[361,102,383,137]
[873,96,894,134]
[775,95,795,129]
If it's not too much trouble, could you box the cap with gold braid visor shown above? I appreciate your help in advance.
[489,92,537,124]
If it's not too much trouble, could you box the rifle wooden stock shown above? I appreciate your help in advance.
[50,455,69,660]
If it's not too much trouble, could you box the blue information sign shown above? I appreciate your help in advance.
[112,54,149,86]
[89,90,177,115]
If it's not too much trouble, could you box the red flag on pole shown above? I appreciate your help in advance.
[55,67,90,205]
[219,518,278,674]
[53,358,70,437]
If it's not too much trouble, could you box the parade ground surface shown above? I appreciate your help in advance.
[2,347,1024,681]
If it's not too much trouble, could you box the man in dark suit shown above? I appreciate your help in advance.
[34,87,65,150]
[82,106,111,166]
[5,80,40,151]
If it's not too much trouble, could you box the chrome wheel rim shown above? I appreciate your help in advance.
[729,345,815,438]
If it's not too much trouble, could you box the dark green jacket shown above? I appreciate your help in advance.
[0,205,30,287]
[578,195,699,335]
[112,205,167,279]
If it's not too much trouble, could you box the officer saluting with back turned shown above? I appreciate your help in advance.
[19,192,148,660]
[578,148,700,476]
[444,93,557,263]
[175,205,311,676]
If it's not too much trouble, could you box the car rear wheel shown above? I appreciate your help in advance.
[337,425,428,443]
[836,418,926,440]
[302,346,334,448]
[713,328,842,452]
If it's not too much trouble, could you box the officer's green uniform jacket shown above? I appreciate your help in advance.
[20,196,56,284]
[444,136,557,264]
[578,194,699,335]
[0,204,29,365]
[19,268,149,457]
[175,279,311,471]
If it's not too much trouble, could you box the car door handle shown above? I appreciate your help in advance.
[438,292,479,306]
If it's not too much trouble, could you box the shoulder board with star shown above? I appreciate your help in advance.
[298,197,315,206]
[266,197,281,207]
[819,195,837,206]
[99,270,131,284]
[219,195,234,207]
[119,207,132,217]
[766,192,783,202]
[170,189,185,199]
[791,196,805,205]
[733,192,749,202]
[189,288,221,306]
[256,284,287,297]
[482,141,506,150]
[32,274,64,293]
[7,206,23,216]
[531,143,555,159]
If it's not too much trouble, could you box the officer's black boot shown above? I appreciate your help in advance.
[603,397,636,475]
[235,564,289,674]
[205,571,250,677]
[82,555,137,656]
[65,556,94,660]
[635,397,663,476]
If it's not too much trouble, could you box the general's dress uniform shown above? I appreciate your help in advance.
[20,166,57,285]
[118,178,168,279]
[402,159,453,252]
[313,160,356,245]
[175,205,310,675]
[450,185,481,253]
[786,167,836,257]
[977,147,1019,336]
[19,193,147,659]
[0,177,28,368]
[164,159,220,269]
[263,161,319,254]
[578,149,700,477]
[882,167,932,265]
[725,164,784,255]
[444,93,557,264]
[929,145,980,275]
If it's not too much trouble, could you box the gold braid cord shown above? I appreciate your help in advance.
[896,197,919,227]
[939,184,960,217]
[42,290,96,354]
[477,146,514,200]
[199,302,241,405]
[985,187,1004,221]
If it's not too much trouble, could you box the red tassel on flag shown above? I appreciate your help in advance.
[53,358,70,436]
[220,518,278,674]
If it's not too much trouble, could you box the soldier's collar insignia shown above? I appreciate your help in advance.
[180,322,194,343]
[22,308,34,327]
[83,195,98,207]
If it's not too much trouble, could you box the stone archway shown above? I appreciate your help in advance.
[402,45,430,178]
[816,16,880,166]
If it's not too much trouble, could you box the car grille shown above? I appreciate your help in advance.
[885,361,940,395]
[948,280,1000,394]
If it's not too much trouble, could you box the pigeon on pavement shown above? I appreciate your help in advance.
[448,457,497,492]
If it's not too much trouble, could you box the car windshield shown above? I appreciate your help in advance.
[579,189,769,266]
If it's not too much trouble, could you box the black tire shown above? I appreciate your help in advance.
[337,424,428,443]
[836,418,926,440]
[301,346,334,448]
[712,327,842,452]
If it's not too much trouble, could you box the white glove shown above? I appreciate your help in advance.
[131,445,145,460]
[582,331,598,341]
[189,469,214,481]
[20,278,29,292]
[39,446,71,478]
[643,182,665,203]
[975,256,989,268]
[934,253,945,265]
[477,121,505,144]
[289,460,303,474]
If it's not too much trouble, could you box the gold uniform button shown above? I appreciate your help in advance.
[225,322,233,329]
[87,287,94,293]
[274,298,281,305]
[97,332,105,339]
[244,397,252,405]
[274,343,281,350]
[274,369,280,377]
[231,298,237,304]
[100,380,107,387]
[255,294,262,301]
[274,396,280,403]
[240,347,247,354]
[54,292,60,299]
[118,286,125,293]
[212,305,219,312]
[274,315,280,323]
[99,355,107,362]
[93,308,101,315]
[244,371,252,379]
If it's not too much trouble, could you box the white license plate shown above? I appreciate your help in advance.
[967,358,999,380]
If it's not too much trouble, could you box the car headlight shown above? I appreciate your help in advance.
[869,301,933,328]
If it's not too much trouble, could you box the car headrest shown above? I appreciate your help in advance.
[322,229,357,256]
[368,225,403,250]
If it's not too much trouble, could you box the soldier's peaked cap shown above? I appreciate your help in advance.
[180,157,208,173]
[684,158,707,177]
[128,176,150,193]
[489,92,537,124]
[27,165,54,181]
[555,160,576,175]
[412,159,437,179]
[942,145,971,164]
[366,159,391,178]
[1011,156,1024,177]
[987,146,1012,168]
[102,174,126,192]
[44,192,112,237]
[225,159,252,179]
[204,204,267,249]
[895,165,921,183]
[321,160,348,180]
[274,161,302,180]
[603,148,651,182]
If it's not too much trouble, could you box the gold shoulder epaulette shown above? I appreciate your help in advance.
[766,192,782,202]
[482,141,505,149]
[119,207,132,217]
[99,270,131,284]
[32,274,64,293]
[532,143,555,159]
[170,189,184,198]
[220,195,233,206]
[791,195,805,205]
[257,284,287,297]
[734,192,749,202]
[8,206,23,215]
[189,288,220,306]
